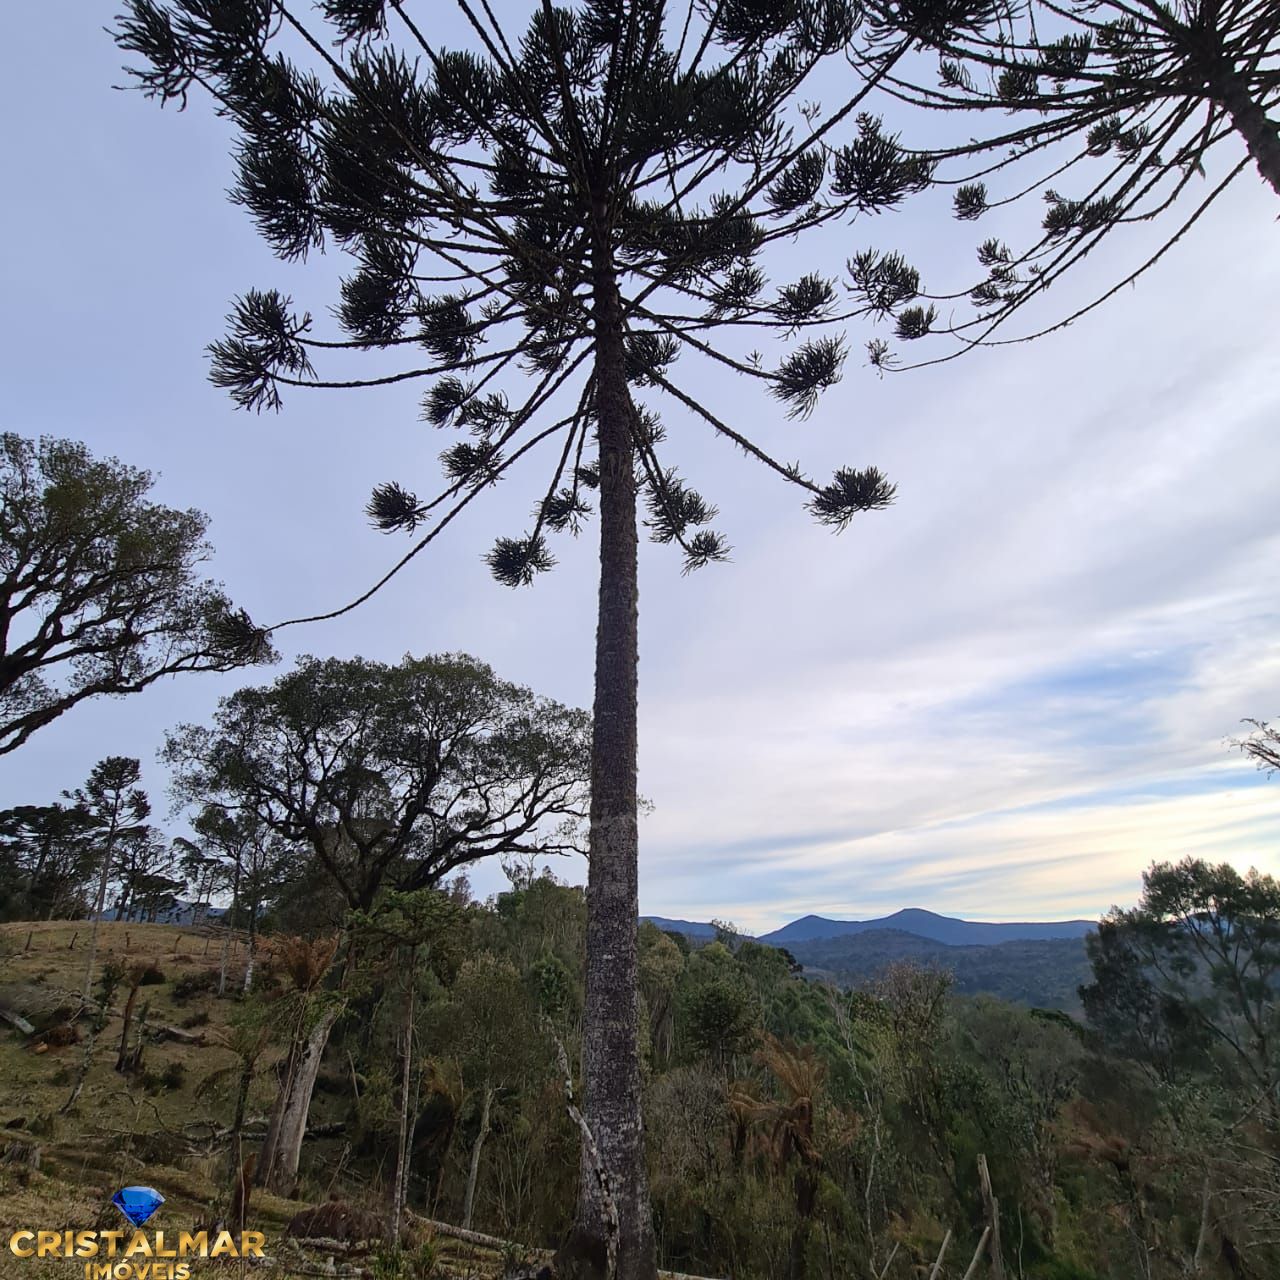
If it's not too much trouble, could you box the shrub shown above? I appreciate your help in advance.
[286,1201,384,1244]
[97,961,127,1005]
[141,1060,186,1093]
[172,969,220,1002]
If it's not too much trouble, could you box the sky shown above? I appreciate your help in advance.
[1,6,1277,934]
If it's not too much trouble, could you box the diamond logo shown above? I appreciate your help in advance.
[112,1186,165,1227]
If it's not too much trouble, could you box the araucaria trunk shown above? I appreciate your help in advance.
[1212,70,1280,196]
[558,237,656,1280]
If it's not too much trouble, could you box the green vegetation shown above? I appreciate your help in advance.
[3,852,1277,1279]
[785,932,1092,1014]
[2,0,1275,1272]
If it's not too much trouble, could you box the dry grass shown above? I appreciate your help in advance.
[0,922,255,1135]
[0,923,513,1280]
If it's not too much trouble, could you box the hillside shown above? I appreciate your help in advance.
[1,871,1271,1280]
[783,928,1093,1013]
[0,922,512,1280]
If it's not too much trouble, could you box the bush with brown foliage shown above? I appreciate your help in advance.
[286,1200,386,1244]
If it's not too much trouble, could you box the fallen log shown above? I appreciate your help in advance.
[0,1008,35,1036]
[181,1118,345,1143]
[406,1216,532,1255]
[406,1214,725,1280]
[283,1239,370,1254]
[153,1024,206,1045]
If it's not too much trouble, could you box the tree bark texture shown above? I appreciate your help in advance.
[115,974,143,1073]
[558,239,656,1280]
[1213,71,1280,197]
[258,1004,341,1195]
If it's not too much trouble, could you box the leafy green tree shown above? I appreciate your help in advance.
[111,827,183,922]
[956,998,1084,1247]
[69,756,151,1001]
[166,651,588,1193]
[678,941,761,1070]
[1080,917,1208,1080]
[0,433,273,755]
[174,829,222,917]
[351,888,467,1242]
[440,952,542,1231]
[845,0,1280,372]
[638,922,684,1067]
[492,870,588,981]
[164,653,591,912]
[1085,857,1280,1122]
[869,962,969,1201]
[108,4,940,1271]
[179,804,294,992]
[0,801,99,921]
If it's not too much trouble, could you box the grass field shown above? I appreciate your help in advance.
[0,923,512,1280]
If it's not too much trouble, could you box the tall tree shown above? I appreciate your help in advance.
[349,888,466,1243]
[174,831,223,919]
[70,756,151,1001]
[179,804,293,992]
[109,6,948,1270]
[164,653,592,912]
[112,827,183,921]
[0,433,274,755]
[164,650,590,1193]
[440,951,541,1232]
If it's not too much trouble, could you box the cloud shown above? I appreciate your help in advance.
[1,10,1276,935]
[632,177,1280,930]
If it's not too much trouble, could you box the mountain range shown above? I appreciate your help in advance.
[641,908,1101,1013]
[642,907,1096,948]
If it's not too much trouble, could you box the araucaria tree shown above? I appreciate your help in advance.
[837,0,1280,371]
[0,433,274,755]
[110,3,987,1273]
[69,756,152,1002]
[0,801,99,922]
